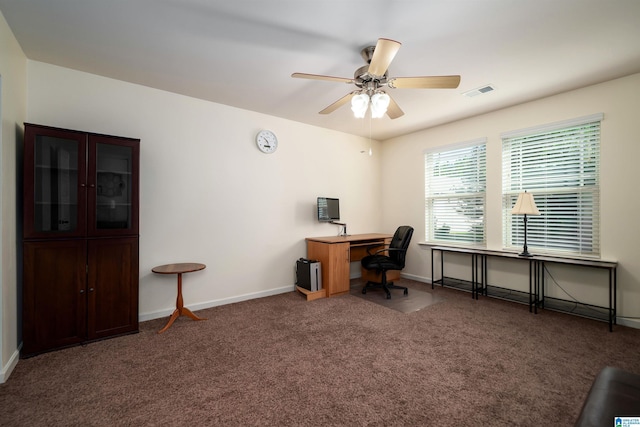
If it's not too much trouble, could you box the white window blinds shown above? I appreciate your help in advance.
[425,140,486,245]
[502,114,602,256]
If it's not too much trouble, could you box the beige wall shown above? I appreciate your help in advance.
[381,73,640,327]
[25,60,384,321]
[0,9,27,382]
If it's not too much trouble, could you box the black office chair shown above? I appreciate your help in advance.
[361,225,414,299]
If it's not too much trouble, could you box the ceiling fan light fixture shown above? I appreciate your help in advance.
[370,92,390,118]
[293,37,458,121]
[351,93,370,118]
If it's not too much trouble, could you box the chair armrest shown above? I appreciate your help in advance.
[367,246,387,256]
[366,247,405,256]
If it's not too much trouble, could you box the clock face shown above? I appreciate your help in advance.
[256,130,278,154]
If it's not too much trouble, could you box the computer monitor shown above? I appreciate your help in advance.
[317,197,340,222]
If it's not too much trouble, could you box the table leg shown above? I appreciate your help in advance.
[472,254,477,299]
[158,309,181,334]
[431,249,434,289]
[158,272,207,333]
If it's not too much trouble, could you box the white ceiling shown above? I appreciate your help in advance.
[2,0,640,140]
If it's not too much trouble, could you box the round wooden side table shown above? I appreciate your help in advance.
[152,262,206,333]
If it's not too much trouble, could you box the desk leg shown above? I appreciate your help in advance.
[529,261,533,313]
[614,268,617,327]
[472,254,478,300]
[431,248,443,289]
[440,251,444,288]
[540,261,545,311]
[431,249,435,289]
[529,260,540,314]
[472,254,485,300]
[158,273,207,334]
[610,267,616,332]
[477,254,486,298]
[532,260,544,314]
[482,255,487,297]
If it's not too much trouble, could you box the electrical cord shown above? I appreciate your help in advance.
[543,265,640,320]
[543,264,580,302]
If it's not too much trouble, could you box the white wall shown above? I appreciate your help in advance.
[25,61,384,320]
[381,73,640,327]
[0,9,27,382]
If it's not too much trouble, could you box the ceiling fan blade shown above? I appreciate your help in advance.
[367,38,401,77]
[319,92,357,114]
[386,95,404,119]
[388,75,461,89]
[291,72,353,84]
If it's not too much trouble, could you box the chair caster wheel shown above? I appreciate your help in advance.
[362,289,367,294]
[404,289,408,296]
[386,294,391,300]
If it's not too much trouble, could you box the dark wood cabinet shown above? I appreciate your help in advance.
[87,237,139,339]
[22,123,140,357]
[23,240,87,354]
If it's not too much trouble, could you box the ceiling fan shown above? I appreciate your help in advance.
[291,38,461,119]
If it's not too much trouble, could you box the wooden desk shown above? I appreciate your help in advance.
[152,263,207,333]
[305,233,397,298]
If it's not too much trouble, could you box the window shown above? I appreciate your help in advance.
[502,114,602,256]
[425,139,486,245]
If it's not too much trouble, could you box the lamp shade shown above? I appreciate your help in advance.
[350,93,369,118]
[511,191,540,215]
[370,92,390,118]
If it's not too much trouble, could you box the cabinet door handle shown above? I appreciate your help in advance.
[89,288,95,292]
[79,289,85,294]
[80,183,86,187]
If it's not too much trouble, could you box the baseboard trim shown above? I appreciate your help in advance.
[139,285,296,322]
[616,317,640,330]
[1,346,21,384]
[400,273,432,284]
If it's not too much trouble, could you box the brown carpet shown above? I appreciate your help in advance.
[2,279,640,426]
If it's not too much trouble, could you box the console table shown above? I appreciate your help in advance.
[304,233,397,299]
[431,246,617,331]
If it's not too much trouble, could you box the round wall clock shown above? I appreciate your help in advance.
[256,130,278,154]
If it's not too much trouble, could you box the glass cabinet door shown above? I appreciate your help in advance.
[88,135,139,236]
[24,125,87,239]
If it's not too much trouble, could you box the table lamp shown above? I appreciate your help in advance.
[511,191,540,257]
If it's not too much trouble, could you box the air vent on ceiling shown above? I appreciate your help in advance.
[463,84,496,98]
